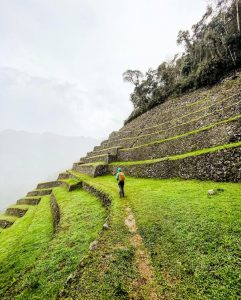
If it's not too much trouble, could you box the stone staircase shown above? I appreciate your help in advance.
[0,171,85,231]
[0,180,66,230]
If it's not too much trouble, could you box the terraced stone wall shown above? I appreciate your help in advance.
[109,146,241,182]
[118,118,241,161]
[72,75,241,182]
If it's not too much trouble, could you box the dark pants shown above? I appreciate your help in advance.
[118,181,125,198]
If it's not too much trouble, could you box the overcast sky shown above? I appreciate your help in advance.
[0,0,208,138]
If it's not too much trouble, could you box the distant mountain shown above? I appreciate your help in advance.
[0,130,100,211]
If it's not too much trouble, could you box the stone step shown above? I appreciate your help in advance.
[27,188,52,197]
[0,216,16,229]
[82,153,117,164]
[60,180,83,191]
[17,197,41,205]
[73,163,108,177]
[72,162,85,170]
[37,181,62,189]
[82,154,107,164]
[5,206,29,218]
[86,146,122,158]
[58,172,72,179]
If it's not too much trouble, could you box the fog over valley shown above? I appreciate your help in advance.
[0,130,99,211]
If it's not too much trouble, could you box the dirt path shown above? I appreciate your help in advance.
[125,207,161,300]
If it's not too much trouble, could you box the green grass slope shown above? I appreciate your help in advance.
[1,173,241,299]
[61,174,241,300]
[1,187,105,300]
[0,196,53,297]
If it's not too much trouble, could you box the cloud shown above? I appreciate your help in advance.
[0,0,207,138]
[0,67,131,137]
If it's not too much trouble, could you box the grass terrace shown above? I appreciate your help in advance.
[0,196,52,298]
[60,173,241,299]
[1,186,106,300]
[0,214,18,223]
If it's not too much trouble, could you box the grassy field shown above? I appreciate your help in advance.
[63,174,241,300]
[1,175,241,299]
[0,196,53,297]
[0,187,105,300]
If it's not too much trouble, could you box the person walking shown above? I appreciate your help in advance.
[116,167,125,198]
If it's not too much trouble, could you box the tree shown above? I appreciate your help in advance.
[122,70,143,86]
[124,0,241,124]
[177,30,192,52]
[236,0,240,32]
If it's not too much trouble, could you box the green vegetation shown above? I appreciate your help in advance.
[1,4,240,300]
[62,174,241,299]
[7,204,30,210]
[58,177,81,186]
[0,196,52,297]
[1,168,241,299]
[1,187,105,300]
[124,1,241,123]
[111,140,241,166]
[20,196,42,201]
[0,214,18,223]
[60,173,141,299]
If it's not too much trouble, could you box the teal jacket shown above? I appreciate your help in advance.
[116,167,124,182]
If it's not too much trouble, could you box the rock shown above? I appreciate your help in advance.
[103,223,109,230]
[208,189,216,196]
[66,273,74,284]
[89,240,98,251]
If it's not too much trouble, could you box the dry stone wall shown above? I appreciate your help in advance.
[73,163,108,177]
[117,77,241,134]
[109,146,241,182]
[93,102,240,153]
[118,119,241,161]
[102,94,241,147]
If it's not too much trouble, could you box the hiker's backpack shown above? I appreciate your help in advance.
[119,172,125,182]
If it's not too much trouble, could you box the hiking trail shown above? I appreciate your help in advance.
[125,207,161,300]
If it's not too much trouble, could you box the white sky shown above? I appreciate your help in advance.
[0,0,208,138]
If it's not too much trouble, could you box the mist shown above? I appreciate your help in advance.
[0,129,100,212]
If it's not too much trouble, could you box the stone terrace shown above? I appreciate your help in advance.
[72,75,241,180]
[1,75,241,234]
